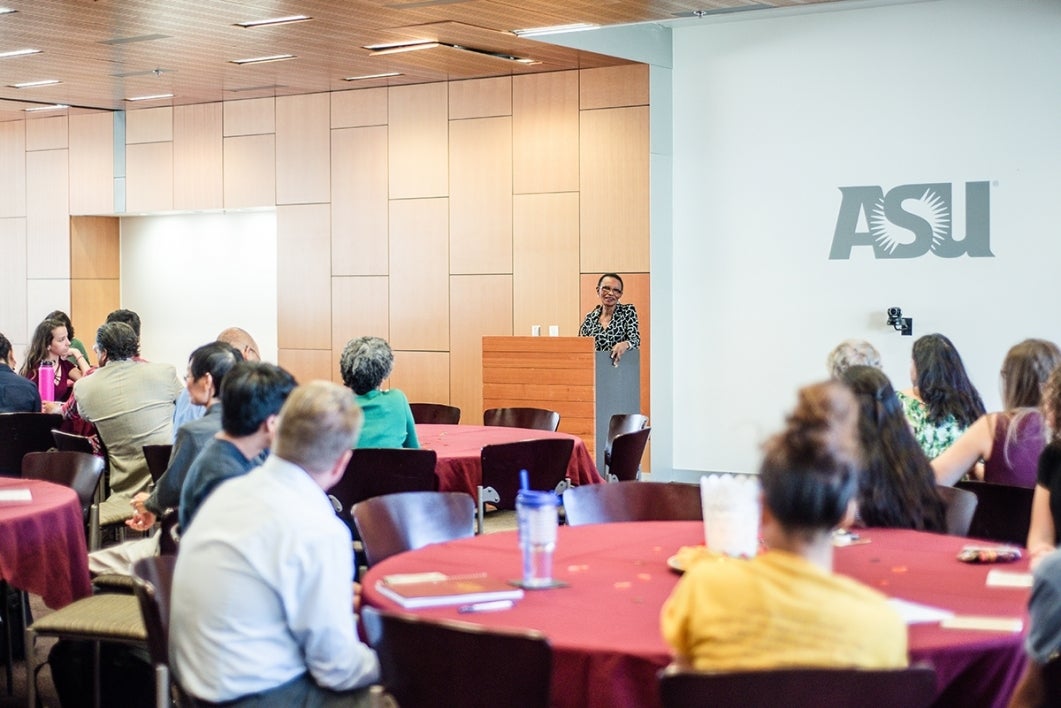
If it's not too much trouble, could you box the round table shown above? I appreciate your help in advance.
[363,522,1029,708]
[415,424,603,498]
[0,477,92,609]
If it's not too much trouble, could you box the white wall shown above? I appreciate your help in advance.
[121,211,278,372]
[666,0,1061,474]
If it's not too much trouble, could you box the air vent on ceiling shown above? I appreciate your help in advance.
[99,34,171,46]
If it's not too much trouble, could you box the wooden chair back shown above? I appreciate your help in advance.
[131,555,180,708]
[329,448,440,523]
[478,438,572,533]
[142,444,173,483]
[936,484,978,537]
[352,491,475,566]
[0,412,62,477]
[563,481,701,526]
[483,407,561,432]
[22,450,106,550]
[605,413,649,466]
[658,665,937,708]
[409,402,461,425]
[362,607,552,708]
[606,427,651,482]
[955,480,1034,545]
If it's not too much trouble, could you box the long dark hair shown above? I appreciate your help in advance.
[912,333,985,427]
[760,381,861,538]
[20,318,65,378]
[841,366,946,533]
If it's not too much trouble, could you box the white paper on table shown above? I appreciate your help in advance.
[0,488,32,502]
[986,569,1033,588]
[887,597,955,625]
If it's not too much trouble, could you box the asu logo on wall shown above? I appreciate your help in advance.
[829,182,993,259]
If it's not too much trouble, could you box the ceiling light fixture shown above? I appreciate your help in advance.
[366,42,439,56]
[0,48,41,59]
[230,54,297,65]
[235,15,311,28]
[511,23,599,37]
[25,104,68,112]
[344,72,402,81]
[126,93,174,102]
[10,79,61,88]
[0,7,16,15]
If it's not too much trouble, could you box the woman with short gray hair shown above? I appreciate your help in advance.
[339,336,419,448]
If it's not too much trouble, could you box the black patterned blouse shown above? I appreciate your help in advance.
[579,303,641,352]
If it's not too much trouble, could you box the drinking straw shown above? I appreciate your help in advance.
[520,468,530,492]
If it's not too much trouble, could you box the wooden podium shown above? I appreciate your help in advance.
[482,336,640,468]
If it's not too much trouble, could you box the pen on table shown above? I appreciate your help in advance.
[458,600,514,614]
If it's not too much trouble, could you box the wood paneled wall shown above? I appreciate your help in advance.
[0,64,651,456]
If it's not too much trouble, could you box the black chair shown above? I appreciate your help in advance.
[352,491,475,567]
[22,450,105,550]
[658,665,938,708]
[409,402,462,425]
[563,481,701,526]
[477,438,573,534]
[131,555,181,708]
[605,413,649,467]
[328,448,439,529]
[52,429,98,454]
[483,407,561,432]
[956,480,1034,545]
[605,427,651,482]
[362,606,552,708]
[0,412,62,477]
[936,484,978,537]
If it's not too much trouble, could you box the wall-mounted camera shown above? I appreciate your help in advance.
[886,307,913,336]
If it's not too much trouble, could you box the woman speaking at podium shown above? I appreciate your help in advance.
[579,273,640,365]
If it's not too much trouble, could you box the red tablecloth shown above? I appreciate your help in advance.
[416,424,603,498]
[363,522,1028,708]
[0,477,92,609]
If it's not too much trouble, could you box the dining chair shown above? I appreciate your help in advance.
[563,481,702,526]
[483,407,561,432]
[352,491,475,567]
[935,484,978,537]
[409,402,462,425]
[605,427,652,482]
[362,606,552,708]
[52,429,98,455]
[605,413,649,467]
[142,444,173,484]
[329,448,440,524]
[955,480,1035,545]
[657,664,937,708]
[131,555,182,708]
[477,438,573,534]
[0,412,63,477]
[25,593,147,708]
[21,450,105,551]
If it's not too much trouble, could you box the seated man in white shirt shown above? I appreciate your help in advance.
[170,381,379,707]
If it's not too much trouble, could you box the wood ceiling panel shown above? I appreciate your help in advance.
[0,0,852,122]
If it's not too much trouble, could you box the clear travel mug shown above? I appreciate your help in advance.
[516,490,558,588]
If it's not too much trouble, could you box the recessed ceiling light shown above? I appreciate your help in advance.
[0,48,41,59]
[366,42,440,56]
[10,79,61,88]
[25,104,69,112]
[363,40,436,51]
[230,54,296,65]
[511,23,599,37]
[0,8,17,15]
[126,93,174,102]
[235,15,311,28]
[344,72,402,81]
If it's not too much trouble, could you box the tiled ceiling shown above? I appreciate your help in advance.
[0,0,848,121]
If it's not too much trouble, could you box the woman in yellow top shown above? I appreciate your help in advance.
[660,380,907,671]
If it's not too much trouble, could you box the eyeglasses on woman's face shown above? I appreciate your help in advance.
[599,285,622,295]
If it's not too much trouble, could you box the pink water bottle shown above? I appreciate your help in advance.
[38,361,55,402]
